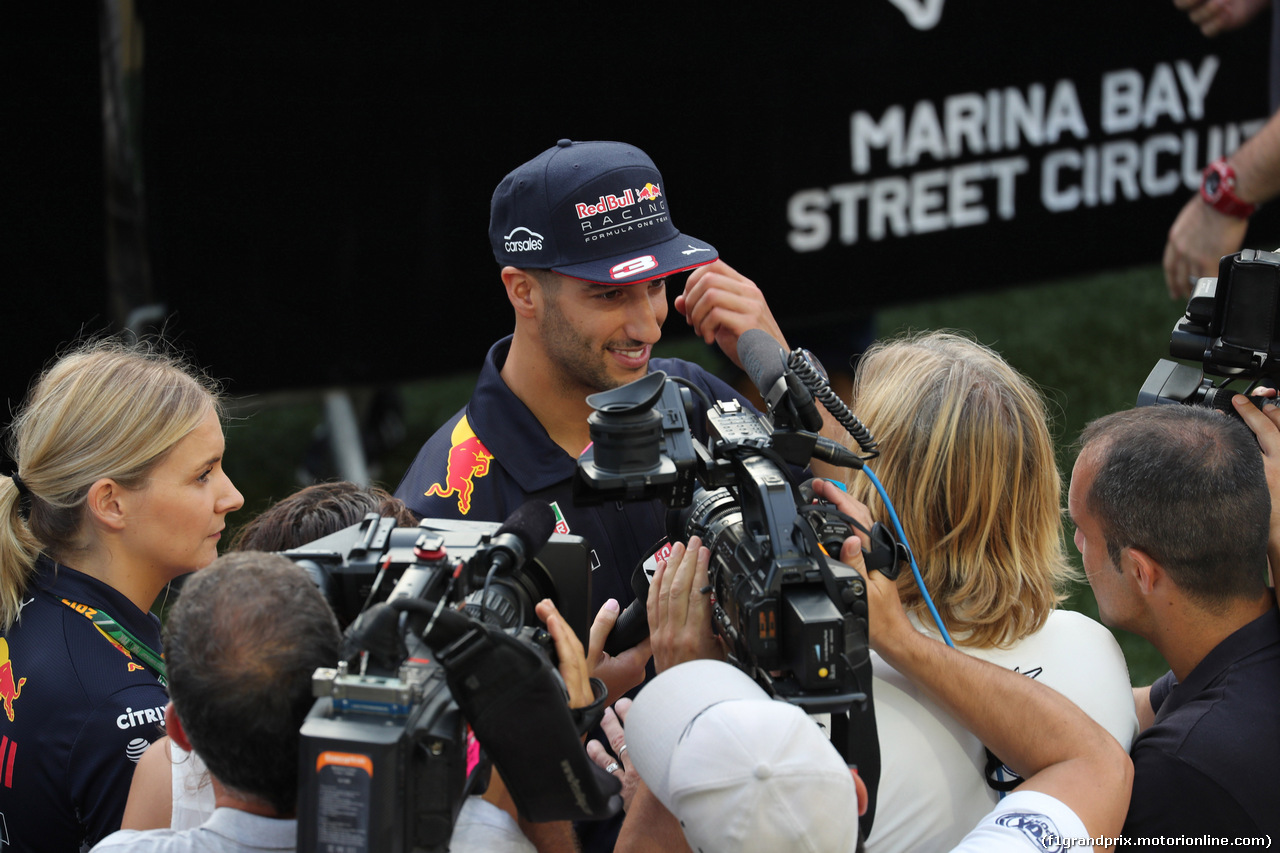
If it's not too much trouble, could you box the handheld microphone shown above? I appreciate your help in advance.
[474,500,557,581]
[602,553,659,656]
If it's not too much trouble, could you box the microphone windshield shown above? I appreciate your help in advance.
[739,329,789,399]
[496,500,558,556]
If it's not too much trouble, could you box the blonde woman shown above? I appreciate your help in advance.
[835,332,1138,853]
[0,340,243,852]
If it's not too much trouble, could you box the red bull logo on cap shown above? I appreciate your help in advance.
[635,182,662,201]
[575,188,637,219]
[426,416,493,515]
[0,639,26,723]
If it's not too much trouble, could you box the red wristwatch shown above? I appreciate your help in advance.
[1200,157,1256,219]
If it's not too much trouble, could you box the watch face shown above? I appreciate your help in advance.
[1204,169,1222,199]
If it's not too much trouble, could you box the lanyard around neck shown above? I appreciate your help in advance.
[61,598,168,688]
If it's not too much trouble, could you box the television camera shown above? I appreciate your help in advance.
[281,509,622,853]
[1140,249,1280,412]
[574,329,903,714]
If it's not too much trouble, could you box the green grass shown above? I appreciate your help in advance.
[220,263,1186,686]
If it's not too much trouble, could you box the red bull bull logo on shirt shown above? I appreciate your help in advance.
[426,416,493,515]
[0,639,26,723]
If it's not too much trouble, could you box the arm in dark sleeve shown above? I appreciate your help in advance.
[71,684,169,846]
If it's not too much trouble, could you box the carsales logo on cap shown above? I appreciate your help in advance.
[611,255,658,280]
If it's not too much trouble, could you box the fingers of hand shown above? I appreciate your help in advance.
[586,738,620,774]
[1233,394,1280,449]
[666,537,703,626]
[839,534,866,575]
[601,706,625,751]
[812,479,873,529]
[656,542,687,626]
[588,598,621,662]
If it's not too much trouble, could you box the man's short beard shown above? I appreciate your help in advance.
[540,292,629,396]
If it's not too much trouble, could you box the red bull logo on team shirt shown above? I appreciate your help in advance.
[0,639,26,723]
[426,416,493,515]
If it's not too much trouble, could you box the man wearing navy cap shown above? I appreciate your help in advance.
[394,139,791,701]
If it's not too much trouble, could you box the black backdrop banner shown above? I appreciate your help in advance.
[7,2,1279,400]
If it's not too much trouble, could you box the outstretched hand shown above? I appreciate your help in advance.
[647,537,725,673]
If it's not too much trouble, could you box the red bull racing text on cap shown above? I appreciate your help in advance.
[490,139,718,285]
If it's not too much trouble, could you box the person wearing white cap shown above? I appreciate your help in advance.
[604,516,1133,853]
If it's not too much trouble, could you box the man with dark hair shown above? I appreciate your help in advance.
[92,552,342,852]
[1069,402,1280,838]
[393,138,841,853]
[394,139,798,702]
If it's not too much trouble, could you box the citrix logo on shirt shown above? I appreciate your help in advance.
[117,704,167,731]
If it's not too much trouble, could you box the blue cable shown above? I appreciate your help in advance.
[860,464,955,649]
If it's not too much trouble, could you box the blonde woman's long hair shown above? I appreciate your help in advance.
[844,331,1075,648]
[1,339,222,630]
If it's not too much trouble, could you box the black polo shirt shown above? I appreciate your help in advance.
[1123,607,1280,838]
[395,335,756,615]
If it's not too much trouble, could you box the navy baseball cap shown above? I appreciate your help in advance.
[490,139,718,285]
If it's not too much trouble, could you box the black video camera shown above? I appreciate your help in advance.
[1139,249,1280,412]
[282,513,622,853]
[574,357,899,714]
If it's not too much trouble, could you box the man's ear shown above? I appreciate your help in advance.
[165,702,194,753]
[501,267,540,319]
[85,478,128,532]
[1123,547,1165,596]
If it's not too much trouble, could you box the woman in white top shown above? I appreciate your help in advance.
[842,332,1138,853]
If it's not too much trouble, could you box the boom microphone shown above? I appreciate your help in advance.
[739,328,789,400]
[739,329,824,432]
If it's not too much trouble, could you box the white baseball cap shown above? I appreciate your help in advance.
[627,660,860,853]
